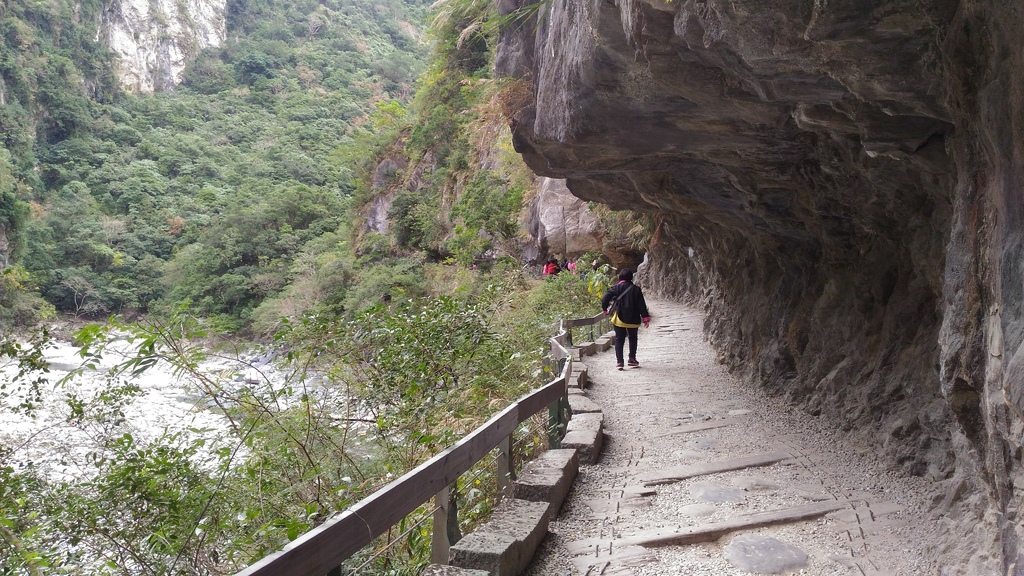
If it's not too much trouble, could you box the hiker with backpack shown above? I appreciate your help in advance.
[601,268,651,370]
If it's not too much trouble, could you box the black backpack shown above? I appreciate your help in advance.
[607,284,633,314]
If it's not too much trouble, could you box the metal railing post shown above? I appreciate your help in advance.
[496,434,515,496]
[548,399,562,449]
[548,355,570,448]
[447,485,461,546]
[563,389,572,423]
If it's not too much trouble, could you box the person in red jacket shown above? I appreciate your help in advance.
[600,268,651,370]
[543,258,559,277]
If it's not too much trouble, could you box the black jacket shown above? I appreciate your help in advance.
[601,281,650,325]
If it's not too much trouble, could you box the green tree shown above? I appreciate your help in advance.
[2,0,433,326]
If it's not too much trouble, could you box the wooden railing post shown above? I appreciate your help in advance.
[496,434,515,496]
[431,485,450,564]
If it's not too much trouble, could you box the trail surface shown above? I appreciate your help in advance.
[525,300,942,575]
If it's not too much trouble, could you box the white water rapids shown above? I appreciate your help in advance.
[0,336,287,480]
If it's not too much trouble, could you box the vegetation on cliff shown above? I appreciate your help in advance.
[1,0,618,574]
[0,0,432,329]
[0,265,605,574]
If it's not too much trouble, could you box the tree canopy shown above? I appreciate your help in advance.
[0,0,433,328]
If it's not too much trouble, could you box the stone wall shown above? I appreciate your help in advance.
[496,0,1024,571]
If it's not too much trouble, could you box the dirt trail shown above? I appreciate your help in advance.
[525,300,943,575]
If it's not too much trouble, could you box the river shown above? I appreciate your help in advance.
[0,334,287,480]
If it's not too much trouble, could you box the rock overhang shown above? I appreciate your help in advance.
[497,0,1024,571]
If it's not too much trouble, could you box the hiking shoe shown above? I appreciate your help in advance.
[627,359,640,368]
[616,362,624,371]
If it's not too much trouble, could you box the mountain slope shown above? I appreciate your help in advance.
[0,0,432,328]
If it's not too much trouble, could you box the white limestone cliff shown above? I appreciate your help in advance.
[100,0,226,93]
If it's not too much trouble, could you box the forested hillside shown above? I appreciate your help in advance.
[0,1,635,574]
[0,0,432,330]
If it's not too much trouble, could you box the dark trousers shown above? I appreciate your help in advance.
[613,325,638,364]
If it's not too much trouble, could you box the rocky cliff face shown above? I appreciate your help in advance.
[523,177,604,261]
[360,114,619,265]
[0,225,9,270]
[100,0,226,93]
[497,0,1024,571]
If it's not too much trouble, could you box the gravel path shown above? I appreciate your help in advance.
[524,300,943,575]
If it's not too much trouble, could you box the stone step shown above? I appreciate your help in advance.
[652,417,742,439]
[828,501,905,522]
[568,362,589,389]
[595,332,614,351]
[512,448,579,520]
[639,450,793,486]
[561,411,604,464]
[569,343,596,361]
[449,498,551,576]
[582,495,651,515]
[569,545,658,575]
[421,565,490,576]
[567,393,601,414]
[565,500,848,554]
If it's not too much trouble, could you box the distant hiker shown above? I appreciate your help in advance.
[543,258,560,277]
[601,268,650,371]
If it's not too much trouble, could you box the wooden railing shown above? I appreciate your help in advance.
[234,312,611,576]
[561,312,612,350]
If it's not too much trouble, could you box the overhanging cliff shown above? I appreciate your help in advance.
[496,0,1024,571]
